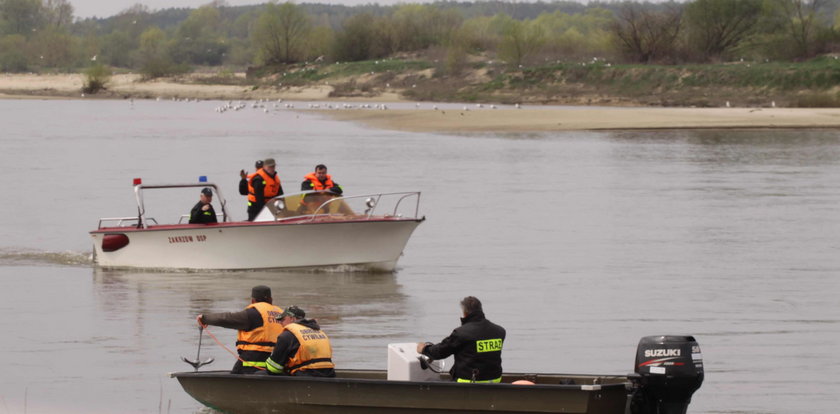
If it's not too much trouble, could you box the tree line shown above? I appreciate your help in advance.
[1,0,840,76]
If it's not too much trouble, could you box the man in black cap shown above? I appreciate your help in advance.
[417,296,506,383]
[189,187,218,224]
[238,160,264,196]
[266,306,336,377]
[197,286,284,374]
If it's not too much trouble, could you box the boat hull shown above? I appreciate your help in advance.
[90,218,422,271]
[172,370,629,414]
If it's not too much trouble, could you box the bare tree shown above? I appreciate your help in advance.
[252,2,311,65]
[43,0,73,28]
[776,0,826,58]
[684,0,763,61]
[0,0,43,35]
[610,3,683,63]
[498,18,545,67]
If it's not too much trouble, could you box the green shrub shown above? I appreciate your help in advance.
[793,92,840,107]
[81,63,112,94]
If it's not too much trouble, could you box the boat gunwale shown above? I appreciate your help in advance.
[90,216,425,234]
[170,369,630,391]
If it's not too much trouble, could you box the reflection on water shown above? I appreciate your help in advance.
[92,267,408,364]
[0,265,406,414]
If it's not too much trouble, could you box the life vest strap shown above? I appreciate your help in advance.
[236,340,276,347]
[242,361,268,368]
[286,357,333,372]
[456,377,502,384]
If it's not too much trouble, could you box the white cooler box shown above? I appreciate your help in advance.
[387,343,442,382]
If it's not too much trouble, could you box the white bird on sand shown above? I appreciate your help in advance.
[771,101,776,108]
[515,103,521,109]
[725,101,730,108]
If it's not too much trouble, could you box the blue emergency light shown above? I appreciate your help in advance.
[199,176,208,183]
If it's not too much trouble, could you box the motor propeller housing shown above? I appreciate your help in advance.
[630,335,704,414]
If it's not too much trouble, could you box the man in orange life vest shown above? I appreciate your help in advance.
[238,159,263,197]
[301,164,342,195]
[247,158,283,221]
[299,164,342,214]
[266,306,336,377]
[197,285,284,374]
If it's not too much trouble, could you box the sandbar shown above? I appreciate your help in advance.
[326,107,840,133]
[2,73,840,132]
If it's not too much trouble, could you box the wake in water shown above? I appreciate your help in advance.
[0,248,92,267]
[0,248,391,272]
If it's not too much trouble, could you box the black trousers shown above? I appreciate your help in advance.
[247,203,264,221]
[231,350,271,374]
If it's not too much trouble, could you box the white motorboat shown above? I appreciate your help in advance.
[90,180,424,271]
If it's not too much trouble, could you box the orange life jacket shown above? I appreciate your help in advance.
[246,171,259,184]
[303,172,334,191]
[236,302,284,353]
[248,169,281,203]
[284,322,335,374]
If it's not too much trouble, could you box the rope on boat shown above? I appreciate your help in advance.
[197,319,267,371]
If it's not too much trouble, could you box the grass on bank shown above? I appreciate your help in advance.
[97,55,840,107]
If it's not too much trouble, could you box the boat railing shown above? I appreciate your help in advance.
[177,214,226,224]
[263,191,421,222]
[132,182,230,229]
[98,217,158,229]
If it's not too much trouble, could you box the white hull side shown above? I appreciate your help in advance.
[91,220,421,271]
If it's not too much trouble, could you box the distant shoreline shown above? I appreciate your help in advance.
[326,107,840,133]
[4,73,840,133]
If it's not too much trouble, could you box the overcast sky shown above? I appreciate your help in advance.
[72,0,442,19]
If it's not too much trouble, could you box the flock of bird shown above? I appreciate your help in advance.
[140,96,779,114]
[199,98,524,114]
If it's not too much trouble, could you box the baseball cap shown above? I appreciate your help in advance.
[277,305,305,320]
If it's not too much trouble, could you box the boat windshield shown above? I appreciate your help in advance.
[258,191,421,222]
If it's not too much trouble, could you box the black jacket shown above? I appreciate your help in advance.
[189,201,217,224]
[238,177,249,196]
[421,311,506,381]
[201,304,269,374]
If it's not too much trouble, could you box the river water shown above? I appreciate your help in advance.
[0,99,837,414]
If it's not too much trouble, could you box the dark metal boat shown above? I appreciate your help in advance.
[172,335,704,414]
[171,369,630,414]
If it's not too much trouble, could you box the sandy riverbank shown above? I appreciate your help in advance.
[0,73,405,101]
[3,73,840,132]
[327,107,840,132]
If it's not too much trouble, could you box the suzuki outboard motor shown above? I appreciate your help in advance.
[630,335,704,414]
